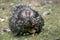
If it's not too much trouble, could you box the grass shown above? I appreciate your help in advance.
[0,1,60,40]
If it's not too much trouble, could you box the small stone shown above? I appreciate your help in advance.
[0,18,5,22]
[5,28,11,32]
[3,28,10,32]
[42,9,52,16]
[1,28,11,33]
[10,3,14,5]
[43,11,50,16]
[25,38,28,40]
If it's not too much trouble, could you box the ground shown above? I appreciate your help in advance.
[0,0,60,40]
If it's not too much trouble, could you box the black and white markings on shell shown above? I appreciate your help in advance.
[9,4,44,36]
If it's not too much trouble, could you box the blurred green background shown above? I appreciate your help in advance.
[0,0,60,40]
